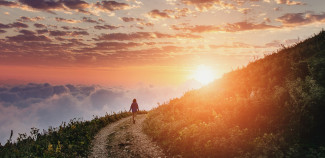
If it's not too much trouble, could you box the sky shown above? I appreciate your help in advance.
[0,0,324,85]
[0,0,325,144]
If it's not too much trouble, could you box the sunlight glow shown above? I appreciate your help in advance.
[193,65,215,85]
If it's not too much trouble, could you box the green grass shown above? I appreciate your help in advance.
[0,110,146,157]
[143,30,325,157]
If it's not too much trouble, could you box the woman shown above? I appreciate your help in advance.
[129,98,139,124]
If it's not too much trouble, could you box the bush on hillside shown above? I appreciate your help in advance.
[144,31,325,157]
[0,111,149,157]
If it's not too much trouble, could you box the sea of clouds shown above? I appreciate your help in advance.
[0,81,201,144]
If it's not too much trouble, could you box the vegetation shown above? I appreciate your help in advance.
[0,111,146,157]
[144,30,325,157]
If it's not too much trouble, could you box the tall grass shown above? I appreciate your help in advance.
[144,31,325,157]
[0,111,148,157]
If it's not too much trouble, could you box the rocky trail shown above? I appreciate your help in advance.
[88,114,166,158]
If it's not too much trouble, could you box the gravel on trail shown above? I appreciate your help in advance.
[88,114,166,158]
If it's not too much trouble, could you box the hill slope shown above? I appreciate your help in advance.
[144,31,325,157]
[0,112,132,157]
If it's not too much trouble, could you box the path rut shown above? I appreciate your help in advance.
[88,114,166,158]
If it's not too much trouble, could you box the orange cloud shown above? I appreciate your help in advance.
[121,17,144,22]
[172,25,221,33]
[148,9,171,19]
[55,17,80,23]
[179,0,259,11]
[95,32,201,41]
[18,16,44,22]
[276,12,325,26]
[0,22,28,29]
[274,0,305,5]
[147,8,191,19]
[94,25,122,30]
[95,1,130,13]
[0,0,19,7]
[172,21,277,33]
[18,0,91,14]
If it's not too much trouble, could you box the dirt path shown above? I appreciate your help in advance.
[88,114,166,158]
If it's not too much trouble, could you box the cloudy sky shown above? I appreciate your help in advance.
[0,0,324,85]
[0,82,198,143]
[0,0,325,143]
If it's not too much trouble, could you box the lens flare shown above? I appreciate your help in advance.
[193,65,215,85]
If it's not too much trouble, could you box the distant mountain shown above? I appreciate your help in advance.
[144,30,325,157]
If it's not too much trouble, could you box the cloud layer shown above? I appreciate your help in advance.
[0,81,201,144]
[0,0,324,67]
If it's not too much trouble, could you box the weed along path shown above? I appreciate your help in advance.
[88,114,166,158]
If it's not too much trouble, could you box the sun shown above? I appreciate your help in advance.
[193,65,215,85]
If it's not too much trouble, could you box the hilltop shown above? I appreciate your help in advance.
[144,30,325,157]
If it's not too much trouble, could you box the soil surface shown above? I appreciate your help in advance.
[88,114,166,158]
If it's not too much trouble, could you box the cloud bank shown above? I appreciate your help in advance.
[0,81,201,144]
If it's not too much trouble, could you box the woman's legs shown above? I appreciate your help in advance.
[132,112,137,124]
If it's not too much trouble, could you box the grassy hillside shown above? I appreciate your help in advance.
[0,111,147,157]
[144,30,325,158]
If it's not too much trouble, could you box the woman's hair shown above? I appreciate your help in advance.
[133,98,136,103]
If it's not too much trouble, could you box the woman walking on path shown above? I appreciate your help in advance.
[129,98,139,124]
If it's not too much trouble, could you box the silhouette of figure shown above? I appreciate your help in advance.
[129,98,139,124]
